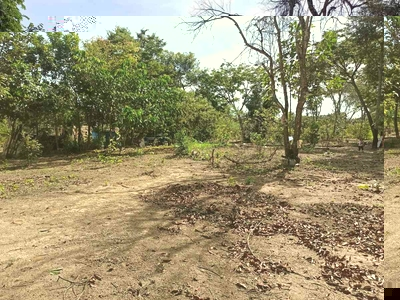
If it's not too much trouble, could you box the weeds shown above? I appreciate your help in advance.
[24,179,35,186]
[227,176,237,186]
[244,176,255,185]
[98,153,122,164]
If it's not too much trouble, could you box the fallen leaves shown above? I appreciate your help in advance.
[141,182,383,299]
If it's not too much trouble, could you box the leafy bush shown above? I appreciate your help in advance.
[174,130,197,155]
[302,121,320,146]
[64,141,80,153]
[250,132,267,154]
[19,135,43,164]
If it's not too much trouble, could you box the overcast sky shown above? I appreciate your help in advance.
[21,0,353,116]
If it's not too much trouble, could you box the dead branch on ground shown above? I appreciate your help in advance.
[57,274,101,300]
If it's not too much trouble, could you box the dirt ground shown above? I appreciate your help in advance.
[384,145,400,288]
[0,144,383,300]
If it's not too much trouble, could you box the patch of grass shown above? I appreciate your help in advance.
[49,176,59,183]
[0,184,5,196]
[244,176,255,185]
[129,149,144,156]
[71,158,85,164]
[24,178,35,186]
[389,167,400,176]
[227,176,237,186]
[98,153,123,164]
[310,161,337,171]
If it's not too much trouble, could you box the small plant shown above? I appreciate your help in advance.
[49,176,59,183]
[98,153,122,164]
[250,132,267,155]
[20,135,43,165]
[390,167,400,176]
[0,184,5,196]
[227,176,237,186]
[12,184,19,191]
[24,179,35,186]
[244,176,255,185]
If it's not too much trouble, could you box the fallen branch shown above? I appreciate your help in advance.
[57,274,100,300]
[197,265,223,278]
[246,221,263,262]
[223,147,278,165]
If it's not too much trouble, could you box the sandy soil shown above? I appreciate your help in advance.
[384,147,400,288]
[0,145,383,300]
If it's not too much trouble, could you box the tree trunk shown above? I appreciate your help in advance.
[350,77,378,148]
[77,113,82,151]
[292,16,312,163]
[87,124,91,146]
[55,124,59,151]
[274,17,291,159]
[375,36,384,144]
[395,97,399,138]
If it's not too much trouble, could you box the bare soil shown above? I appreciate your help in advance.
[0,145,383,299]
[383,146,400,288]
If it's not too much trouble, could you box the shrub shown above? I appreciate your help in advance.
[174,130,197,155]
[20,135,43,164]
[64,141,80,153]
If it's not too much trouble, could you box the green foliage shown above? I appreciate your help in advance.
[19,135,43,164]
[174,130,197,155]
[244,176,255,185]
[250,132,267,154]
[97,153,122,164]
[64,141,80,153]
[0,119,9,146]
[0,0,27,31]
[345,121,372,140]
[302,120,320,146]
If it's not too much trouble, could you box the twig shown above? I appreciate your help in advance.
[57,275,94,300]
[211,148,215,167]
[246,221,263,262]
[197,265,223,278]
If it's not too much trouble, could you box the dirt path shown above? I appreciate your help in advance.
[0,147,383,299]
[384,149,400,287]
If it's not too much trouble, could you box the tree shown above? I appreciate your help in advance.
[267,0,399,16]
[332,17,384,148]
[385,17,400,138]
[0,32,46,157]
[0,0,27,31]
[185,10,314,162]
[192,63,263,142]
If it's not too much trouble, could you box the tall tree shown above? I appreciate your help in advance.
[385,17,400,138]
[0,0,27,31]
[185,10,313,162]
[333,17,384,148]
[267,0,399,15]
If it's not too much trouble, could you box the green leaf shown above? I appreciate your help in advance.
[49,267,63,275]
